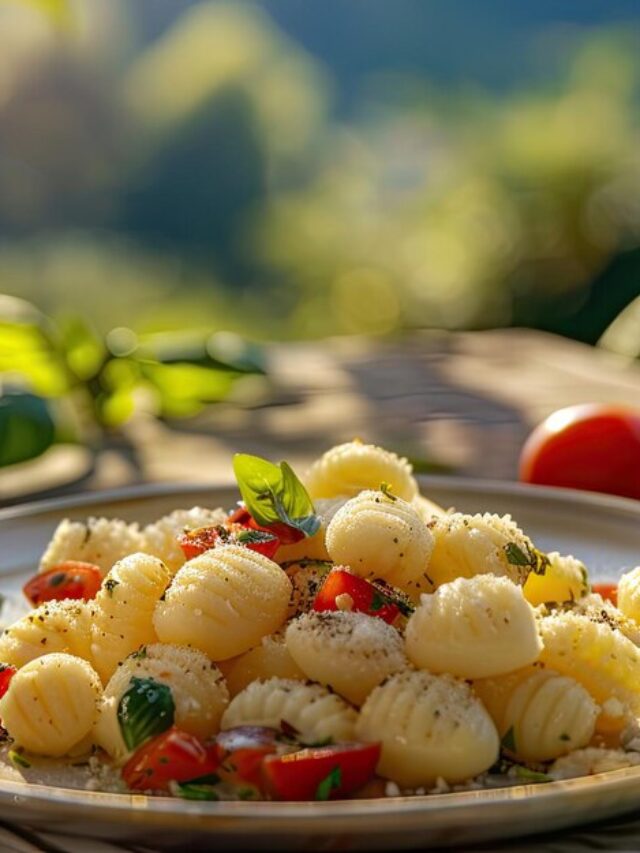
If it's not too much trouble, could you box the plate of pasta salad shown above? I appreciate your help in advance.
[1,440,640,850]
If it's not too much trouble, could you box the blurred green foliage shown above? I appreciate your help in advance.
[0,1,638,344]
[0,293,264,466]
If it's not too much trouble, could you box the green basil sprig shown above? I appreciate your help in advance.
[117,677,175,751]
[232,454,320,537]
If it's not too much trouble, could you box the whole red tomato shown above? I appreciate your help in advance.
[519,404,640,500]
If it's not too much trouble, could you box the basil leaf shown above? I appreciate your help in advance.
[315,765,342,801]
[232,454,320,537]
[117,677,175,751]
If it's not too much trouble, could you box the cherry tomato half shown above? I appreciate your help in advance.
[519,404,640,500]
[23,562,102,606]
[313,569,400,624]
[178,523,280,561]
[122,727,220,792]
[262,742,381,801]
[592,582,618,605]
[0,664,16,700]
[216,726,279,790]
[228,505,305,547]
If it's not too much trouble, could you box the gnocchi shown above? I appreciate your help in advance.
[3,439,637,803]
[405,575,542,678]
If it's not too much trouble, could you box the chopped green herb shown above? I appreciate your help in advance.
[514,766,551,783]
[237,787,257,800]
[559,733,571,742]
[280,559,333,572]
[380,482,397,502]
[131,646,148,660]
[369,591,385,612]
[236,529,278,546]
[8,749,30,768]
[117,677,175,751]
[232,454,320,538]
[501,727,516,753]
[503,543,550,576]
[104,578,120,597]
[315,765,342,801]
[176,782,219,801]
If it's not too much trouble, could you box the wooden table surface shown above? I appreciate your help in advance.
[5,327,640,505]
[4,327,640,852]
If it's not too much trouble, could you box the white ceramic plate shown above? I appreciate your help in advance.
[1,477,640,851]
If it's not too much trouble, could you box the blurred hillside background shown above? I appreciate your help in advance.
[2,0,640,340]
[1,0,640,479]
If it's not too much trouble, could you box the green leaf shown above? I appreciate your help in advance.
[503,543,531,567]
[501,727,516,753]
[140,362,237,418]
[0,390,56,467]
[0,296,69,396]
[176,782,220,801]
[8,749,31,769]
[315,765,342,801]
[117,677,175,751]
[503,543,550,576]
[235,529,278,546]
[514,766,551,783]
[233,454,320,537]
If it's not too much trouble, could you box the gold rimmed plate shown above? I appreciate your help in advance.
[1,478,640,850]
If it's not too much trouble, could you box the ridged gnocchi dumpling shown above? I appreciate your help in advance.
[91,553,171,683]
[405,575,542,678]
[539,610,640,731]
[356,670,499,787]
[426,513,535,588]
[617,567,640,624]
[0,654,101,757]
[285,611,407,706]
[326,491,435,600]
[0,600,92,668]
[39,517,142,576]
[524,552,590,606]
[221,677,357,742]
[39,507,226,576]
[305,441,418,502]
[141,507,227,572]
[217,632,306,697]
[154,545,291,660]
[474,666,599,762]
[94,643,229,760]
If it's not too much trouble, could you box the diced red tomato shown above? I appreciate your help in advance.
[592,582,618,605]
[22,562,102,606]
[216,726,279,790]
[0,664,16,700]
[313,569,400,624]
[122,727,220,792]
[262,742,381,801]
[178,524,280,561]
